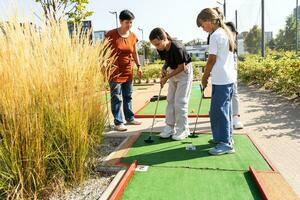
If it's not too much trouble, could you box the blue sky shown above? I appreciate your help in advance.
[0,0,297,42]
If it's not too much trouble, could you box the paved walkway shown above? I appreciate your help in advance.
[238,83,300,197]
[104,82,300,197]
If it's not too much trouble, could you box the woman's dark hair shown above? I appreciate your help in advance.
[225,22,238,34]
[149,27,172,41]
[119,10,135,21]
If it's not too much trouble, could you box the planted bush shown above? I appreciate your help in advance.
[0,19,114,199]
[133,61,205,84]
[238,51,300,97]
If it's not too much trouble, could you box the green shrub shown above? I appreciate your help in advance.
[133,61,206,83]
[238,51,300,97]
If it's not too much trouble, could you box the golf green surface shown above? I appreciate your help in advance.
[120,133,270,200]
[136,83,211,115]
[121,168,261,200]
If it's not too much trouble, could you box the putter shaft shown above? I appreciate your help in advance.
[149,87,162,136]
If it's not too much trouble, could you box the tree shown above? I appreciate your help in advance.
[274,14,299,51]
[244,25,261,54]
[138,41,151,59]
[185,38,207,46]
[267,38,276,50]
[138,41,159,62]
[35,0,93,23]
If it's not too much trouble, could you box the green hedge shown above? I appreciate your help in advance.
[238,51,300,97]
[134,61,206,83]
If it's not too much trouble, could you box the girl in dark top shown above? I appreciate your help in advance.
[149,28,193,141]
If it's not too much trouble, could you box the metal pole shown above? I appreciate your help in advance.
[109,11,118,28]
[235,10,238,31]
[115,12,118,28]
[138,27,146,63]
[235,10,238,54]
[224,0,226,19]
[261,0,265,57]
[141,29,145,60]
[296,0,299,54]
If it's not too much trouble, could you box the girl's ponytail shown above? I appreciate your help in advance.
[197,7,236,52]
[219,19,236,52]
[213,8,236,52]
[213,7,224,21]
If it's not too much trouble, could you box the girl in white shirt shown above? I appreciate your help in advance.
[197,8,236,155]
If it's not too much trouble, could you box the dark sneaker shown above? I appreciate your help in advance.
[209,143,235,155]
[208,139,219,144]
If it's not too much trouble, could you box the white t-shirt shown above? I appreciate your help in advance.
[209,28,237,85]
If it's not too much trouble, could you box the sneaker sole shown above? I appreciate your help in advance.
[126,123,142,126]
[172,134,189,141]
[159,133,173,139]
[234,127,244,130]
[160,135,172,139]
[114,129,127,132]
[209,149,236,155]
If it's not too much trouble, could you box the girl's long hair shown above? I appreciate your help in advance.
[197,8,235,52]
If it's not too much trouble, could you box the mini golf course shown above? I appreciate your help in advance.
[135,83,211,118]
[106,132,293,200]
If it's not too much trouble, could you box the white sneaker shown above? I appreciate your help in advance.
[159,125,175,138]
[233,116,244,129]
[114,124,127,132]
[172,130,190,141]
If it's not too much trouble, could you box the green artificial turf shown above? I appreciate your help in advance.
[121,167,262,200]
[120,133,269,200]
[121,133,271,171]
[137,83,211,115]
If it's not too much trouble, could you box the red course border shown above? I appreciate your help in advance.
[108,132,279,200]
[246,134,278,172]
[249,167,271,200]
[134,114,210,118]
[109,160,138,200]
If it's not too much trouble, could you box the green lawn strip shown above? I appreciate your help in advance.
[121,133,271,171]
[137,83,211,115]
[121,167,262,200]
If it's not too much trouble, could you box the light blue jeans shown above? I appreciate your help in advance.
[210,83,234,145]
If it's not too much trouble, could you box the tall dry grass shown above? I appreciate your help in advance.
[0,18,114,199]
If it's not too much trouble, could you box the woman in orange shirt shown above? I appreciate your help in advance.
[106,10,142,131]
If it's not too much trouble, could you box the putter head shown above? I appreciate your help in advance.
[144,136,154,143]
[188,132,199,138]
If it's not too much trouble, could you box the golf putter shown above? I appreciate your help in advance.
[189,66,205,138]
[144,86,163,143]
[189,84,204,138]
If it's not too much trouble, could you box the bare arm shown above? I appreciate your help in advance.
[160,63,185,88]
[133,45,141,67]
[202,54,216,88]
[133,45,142,79]
[165,63,185,79]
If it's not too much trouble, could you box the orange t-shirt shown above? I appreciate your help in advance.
[105,29,138,83]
